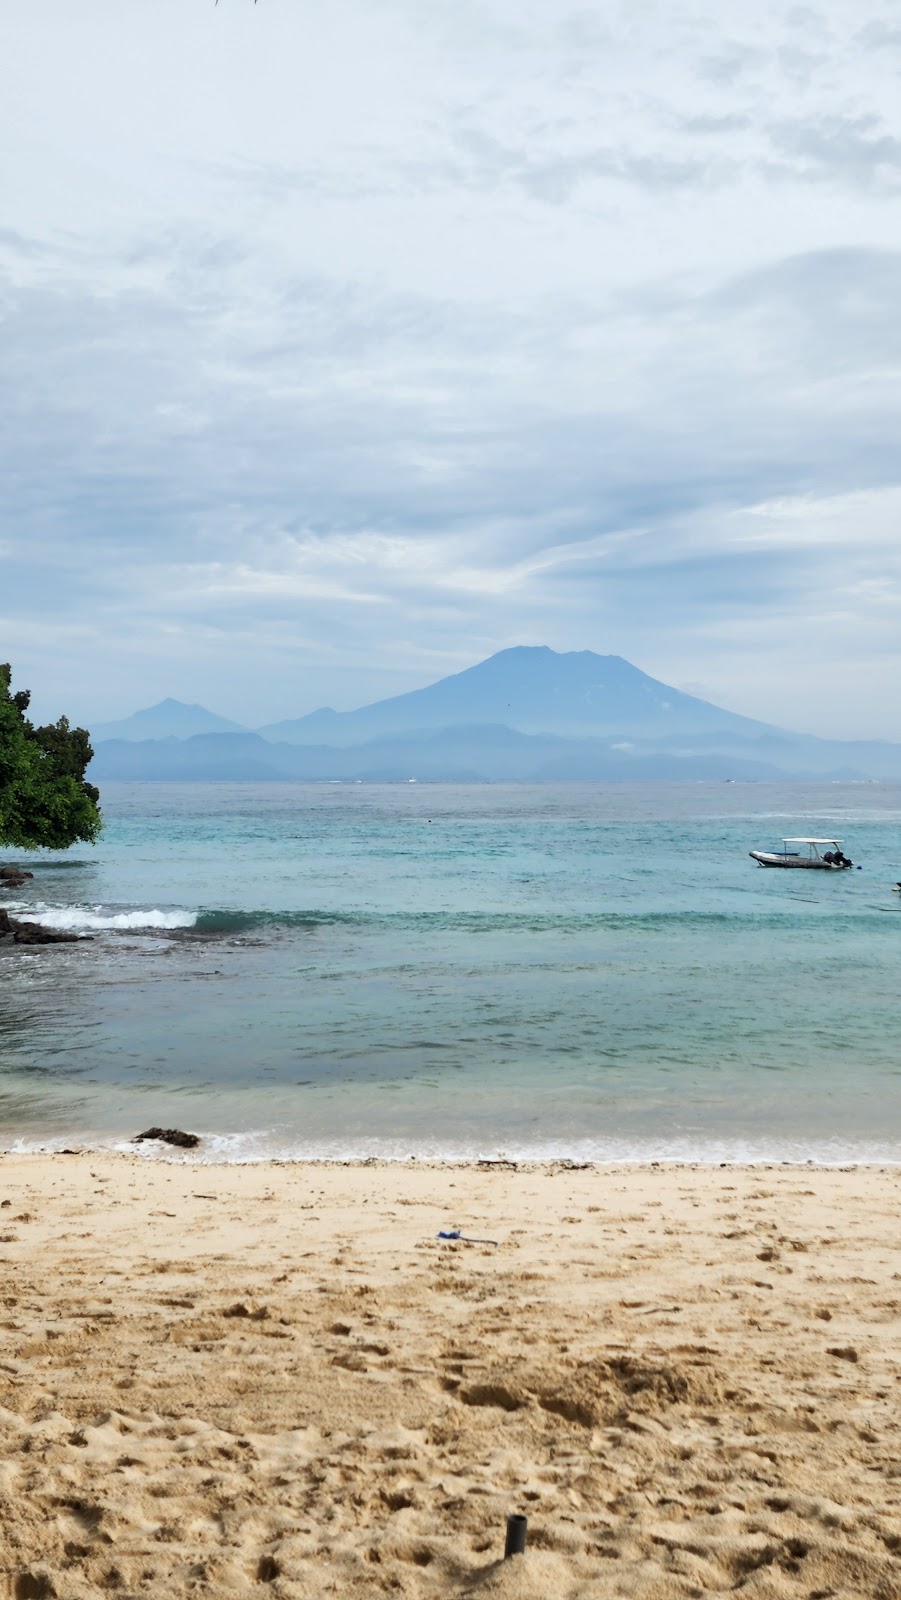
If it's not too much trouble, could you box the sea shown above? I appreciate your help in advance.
[1,780,900,1164]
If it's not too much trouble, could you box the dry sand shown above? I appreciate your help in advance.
[0,1154,900,1599]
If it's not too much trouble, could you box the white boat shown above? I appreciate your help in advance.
[749,838,853,870]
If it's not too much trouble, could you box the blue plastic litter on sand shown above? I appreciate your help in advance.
[437,1229,498,1246]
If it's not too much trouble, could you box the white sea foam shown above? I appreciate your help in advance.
[22,904,197,932]
[5,1130,901,1166]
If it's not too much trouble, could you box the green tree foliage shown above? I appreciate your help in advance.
[0,665,102,850]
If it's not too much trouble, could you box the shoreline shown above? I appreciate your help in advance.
[8,1139,901,1177]
[2,1153,900,1596]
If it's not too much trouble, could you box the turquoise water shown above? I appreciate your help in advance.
[2,781,901,1161]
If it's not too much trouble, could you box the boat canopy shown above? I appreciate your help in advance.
[782,838,843,845]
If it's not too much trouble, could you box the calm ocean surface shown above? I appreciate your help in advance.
[2,781,901,1162]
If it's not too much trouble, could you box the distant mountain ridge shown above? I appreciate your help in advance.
[91,698,247,743]
[85,648,901,780]
[88,725,799,783]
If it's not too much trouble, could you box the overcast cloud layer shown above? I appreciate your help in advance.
[4,0,901,737]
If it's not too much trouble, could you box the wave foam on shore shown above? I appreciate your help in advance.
[14,903,199,932]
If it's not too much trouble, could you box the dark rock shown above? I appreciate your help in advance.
[0,909,91,945]
[11,921,81,945]
[134,1127,200,1149]
[0,866,34,884]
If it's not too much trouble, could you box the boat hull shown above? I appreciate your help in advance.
[749,851,849,869]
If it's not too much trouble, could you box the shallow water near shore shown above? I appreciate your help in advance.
[2,780,901,1161]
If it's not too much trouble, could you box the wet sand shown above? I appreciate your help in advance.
[1,1154,900,1597]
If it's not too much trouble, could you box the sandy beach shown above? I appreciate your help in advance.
[1,1155,899,1598]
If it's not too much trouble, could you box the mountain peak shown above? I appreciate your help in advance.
[257,645,764,746]
[91,699,247,743]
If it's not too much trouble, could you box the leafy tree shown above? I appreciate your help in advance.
[0,665,102,850]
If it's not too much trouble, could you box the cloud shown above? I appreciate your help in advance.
[442,125,730,203]
[3,0,901,736]
[768,114,901,188]
[5,228,901,732]
[857,19,901,52]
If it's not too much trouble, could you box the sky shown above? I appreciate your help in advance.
[3,0,901,739]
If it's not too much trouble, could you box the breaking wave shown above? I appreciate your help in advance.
[8,903,897,940]
[24,905,198,933]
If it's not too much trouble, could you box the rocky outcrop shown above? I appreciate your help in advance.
[0,866,34,889]
[0,909,86,945]
[0,866,88,944]
[0,869,90,944]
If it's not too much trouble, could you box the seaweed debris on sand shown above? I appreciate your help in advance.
[134,1128,201,1149]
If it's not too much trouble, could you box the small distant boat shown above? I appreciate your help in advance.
[749,838,854,870]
